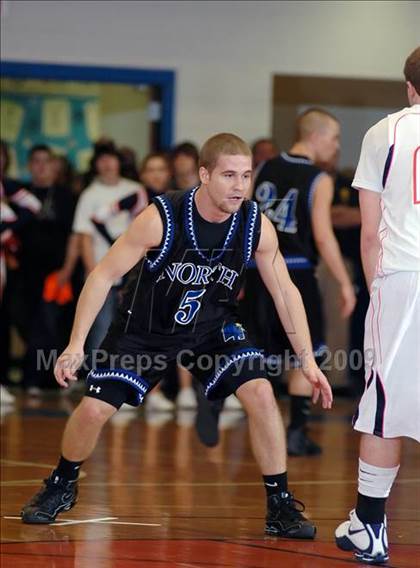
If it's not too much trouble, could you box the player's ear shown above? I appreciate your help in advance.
[407,81,414,97]
[199,166,210,185]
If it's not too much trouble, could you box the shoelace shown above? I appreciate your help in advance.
[32,478,70,503]
[275,494,306,521]
[286,495,305,519]
[286,496,305,512]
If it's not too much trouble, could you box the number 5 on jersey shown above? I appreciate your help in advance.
[175,289,206,325]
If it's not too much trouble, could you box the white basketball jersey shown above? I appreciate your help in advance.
[353,105,420,275]
[380,106,420,274]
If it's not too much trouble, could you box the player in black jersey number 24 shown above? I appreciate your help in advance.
[21,133,333,539]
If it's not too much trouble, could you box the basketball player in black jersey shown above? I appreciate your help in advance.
[243,109,356,456]
[21,133,333,539]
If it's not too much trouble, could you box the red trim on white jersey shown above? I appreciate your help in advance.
[386,111,420,205]
[414,146,420,205]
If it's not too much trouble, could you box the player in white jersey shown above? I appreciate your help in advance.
[336,46,420,565]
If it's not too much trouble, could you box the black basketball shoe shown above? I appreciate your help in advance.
[287,426,322,457]
[265,492,316,539]
[21,474,78,524]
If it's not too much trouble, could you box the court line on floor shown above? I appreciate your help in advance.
[4,516,162,527]
[79,478,420,486]
[54,517,117,527]
[4,516,116,526]
[104,521,162,527]
[4,478,419,488]
[0,459,87,482]
[1,459,58,469]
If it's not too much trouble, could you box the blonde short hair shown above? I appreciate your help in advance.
[295,108,338,142]
[199,133,252,172]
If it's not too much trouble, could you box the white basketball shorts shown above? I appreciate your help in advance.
[353,271,420,442]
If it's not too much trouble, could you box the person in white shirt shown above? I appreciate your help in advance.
[73,145,147,353]
[336,46,420,565]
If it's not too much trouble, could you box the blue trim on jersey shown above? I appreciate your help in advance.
[184,187,240,264]
[87,368,150,405]
[307,172,325,211]
[145,195,175,271]
[246,256,312,270]
[205,348,264,397]
[281,152,313,165]
[285,256,313,269]
[313,342,328,357]
[244,201,259,265]
[382,145,394,189]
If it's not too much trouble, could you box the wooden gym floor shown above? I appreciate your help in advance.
[1,394,419,567]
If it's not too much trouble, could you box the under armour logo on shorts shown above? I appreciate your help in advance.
[89,385,101,394]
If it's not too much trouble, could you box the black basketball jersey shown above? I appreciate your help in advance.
[253,152,325,268]
[114,187,261,338]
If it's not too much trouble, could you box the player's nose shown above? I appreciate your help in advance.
[234,175,246,192]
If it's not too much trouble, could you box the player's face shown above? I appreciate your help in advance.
[316,120,341,164]
[202,154,252,214]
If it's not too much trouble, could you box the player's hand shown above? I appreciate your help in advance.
[54,344,84,388]
[339,283,356,319]
[301,359,333,409]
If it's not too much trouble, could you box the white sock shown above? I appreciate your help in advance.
[358,458,400,498]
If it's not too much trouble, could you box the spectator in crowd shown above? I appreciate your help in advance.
[171,142,200,191]
[251,138,278,169]
[1,141,42,403]
[140,152,172,199]
[51,155,76,193]
[86,152,173,249]
[1,139,21,194]
[72,144,146,357]
[16,144,76,394]
[120,146,140,182]
[81,137,116,189]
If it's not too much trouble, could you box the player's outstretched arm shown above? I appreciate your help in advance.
[358,189,382,291]
[54,204,163,387]
[311,174,356,318]
[254,214,333,409]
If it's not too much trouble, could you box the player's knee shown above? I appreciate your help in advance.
[79,397,116,425]
[254,381,276,412]
[238,379,276,414]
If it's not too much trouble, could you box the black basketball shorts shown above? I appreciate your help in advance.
[85,321,268,409]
